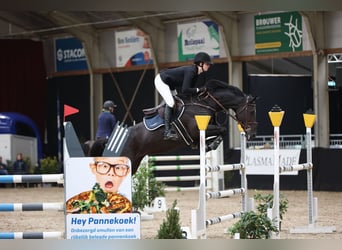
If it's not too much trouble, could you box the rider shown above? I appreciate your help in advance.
[95,100,117,140]
[154,52,212,140]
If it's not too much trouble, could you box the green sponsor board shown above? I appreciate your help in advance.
[255,12,302,54]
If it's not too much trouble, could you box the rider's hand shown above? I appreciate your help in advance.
[198,87,207,94]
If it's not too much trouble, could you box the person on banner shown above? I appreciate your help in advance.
[66,156,132,214]
[95,100,117,140]
[154,51,213,140]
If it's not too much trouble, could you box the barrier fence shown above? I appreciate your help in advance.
[0,174,65,239]
[268,111,336,237]
[148,153,224,192]
[0,202,64,212]
[190,126,249,239]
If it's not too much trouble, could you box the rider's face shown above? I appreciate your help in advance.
[198,62,211,74]
[203,62,211,72]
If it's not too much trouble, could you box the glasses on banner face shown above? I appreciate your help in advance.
[94,161,130,177]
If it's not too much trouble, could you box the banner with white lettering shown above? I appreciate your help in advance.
[55,37,88,72]
[65,157,140,239]
[177,20,219,61]
[245,149,301,175]
[254,11,302,54]
[115,29,153,67]
[66,214,140,239]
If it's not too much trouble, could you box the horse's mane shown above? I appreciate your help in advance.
[205,79,245,97]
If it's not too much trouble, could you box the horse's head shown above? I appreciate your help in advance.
[235,95,258,140]
[203,80,258,140]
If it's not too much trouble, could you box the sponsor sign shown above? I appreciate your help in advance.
[177,20,219,61]
[245,149,301,175]
[255,11,302,54]
[55,37,88,72]
[64,157,140,239]
[115,29,153,67]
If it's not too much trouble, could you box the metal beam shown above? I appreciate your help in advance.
[47,11,102,140]
[301,11,330,148]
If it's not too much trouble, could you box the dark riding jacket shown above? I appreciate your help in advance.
[95,110,116,139]
[160,65,199,95]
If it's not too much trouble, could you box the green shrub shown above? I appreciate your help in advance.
[227,211,278,239]
[254,192,288,221]
[132,158,165,211]
[156,200,184,239]
[227,192,288,239]
[40,156,59,174]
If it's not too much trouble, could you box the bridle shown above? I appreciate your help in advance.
[194,91,257,133]
[234,96,257,133]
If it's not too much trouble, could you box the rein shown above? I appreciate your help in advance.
[190,91,255,130]
[198,91,241,123]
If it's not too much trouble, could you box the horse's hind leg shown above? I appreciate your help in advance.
[89,138,108,156]
[131,156,145,176]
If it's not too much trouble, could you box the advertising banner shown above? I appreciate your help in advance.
[64,157,140,239]
[55,37,88,72]
[177,20,219,61]
[254,11,302,54]
[245,149,301,175]
[115,29,153,67]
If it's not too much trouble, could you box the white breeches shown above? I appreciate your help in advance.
[154,74,176,108]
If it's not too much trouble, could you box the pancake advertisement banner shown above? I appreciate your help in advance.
[64,157,140,239]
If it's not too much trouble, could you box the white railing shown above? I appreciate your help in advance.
[246,134,342,149]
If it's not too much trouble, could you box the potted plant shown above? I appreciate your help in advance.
[227,211,278,239]
[132,158,165,212]
[156,200,184,239]
[253,191,289,230]
[39,156,59,187]
[40,156,59,174]
[227,192,288,239]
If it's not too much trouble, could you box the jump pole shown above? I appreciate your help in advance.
[191,115,211,239]
[268,105,285,239]
[268,108,336,235]
[289,111,336,234]
[237,124,248,211]
[304,111,315,227]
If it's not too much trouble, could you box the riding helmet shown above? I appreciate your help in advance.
[103,100,117,110]
[194,52,213,65]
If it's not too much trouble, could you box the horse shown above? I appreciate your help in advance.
[86,79,257,175]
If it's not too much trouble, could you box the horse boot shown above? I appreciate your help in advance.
[164,105,179,140]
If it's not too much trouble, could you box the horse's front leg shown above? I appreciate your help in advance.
[205,125,226,151]
[206,124,226,138]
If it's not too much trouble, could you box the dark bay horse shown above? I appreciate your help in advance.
[86,79,257,175]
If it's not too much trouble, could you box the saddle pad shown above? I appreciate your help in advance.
[143,114,164,131]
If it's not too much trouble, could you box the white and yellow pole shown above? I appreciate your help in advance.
[268,105,285,238]
[238,124,248,211]
[303,110,316,226]
[193,115,211,239]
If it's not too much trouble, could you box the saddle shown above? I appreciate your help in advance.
[142,96,184,128]
[142,96,193,145]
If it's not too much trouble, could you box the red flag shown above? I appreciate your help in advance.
[64,104,79,121]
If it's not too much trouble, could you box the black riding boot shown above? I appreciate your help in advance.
[164,105,179,140]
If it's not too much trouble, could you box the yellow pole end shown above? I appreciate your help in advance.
[195,115,211,130]
[303,113,316,128]
[268,111,285,127]
[237,123,244,132]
